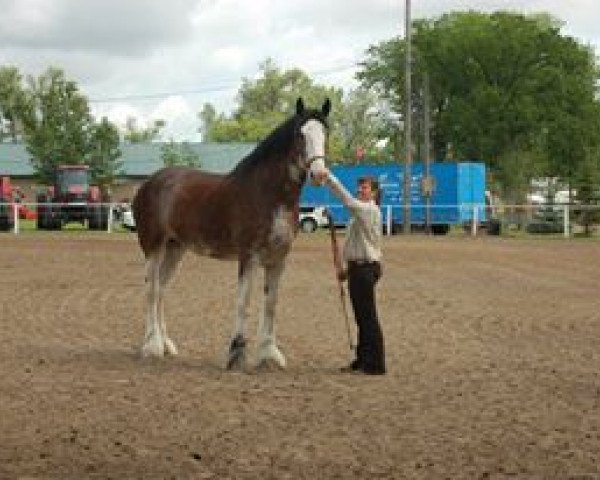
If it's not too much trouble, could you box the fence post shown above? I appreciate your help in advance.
[12,203,19,235]
[386,205,392,236]
[107,203,113,233]
[471,204,478,237]
[563,204,569,238]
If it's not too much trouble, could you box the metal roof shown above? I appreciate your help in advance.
[0,142,256,177]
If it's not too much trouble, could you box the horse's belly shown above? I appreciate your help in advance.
[190,242,238,260]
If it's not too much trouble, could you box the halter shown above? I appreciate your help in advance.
[301,154,326,171]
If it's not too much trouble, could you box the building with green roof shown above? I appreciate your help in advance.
[0,142,255,177]
[0,142,256,200]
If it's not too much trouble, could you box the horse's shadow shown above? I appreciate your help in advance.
[51,346,226,375]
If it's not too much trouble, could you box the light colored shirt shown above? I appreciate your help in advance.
[326,173,382,263]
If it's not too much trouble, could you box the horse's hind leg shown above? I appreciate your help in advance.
[141,241,183,357]
[142,248,165,357]
[227,255,257,370]
[158,241,184,355]
[257,260,287,369]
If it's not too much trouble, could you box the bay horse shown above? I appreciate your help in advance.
[132,98,331,370]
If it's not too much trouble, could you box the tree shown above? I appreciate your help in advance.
[200,59,350,160]
[22,67,94,183]
[337,88,392,164]
[89,117,123,191]
[21,67,123,187]
[160,140,201,168]
[358,11,600,200]
[199,103,217,142]
[124,117,165,143]
[0,66,27,143]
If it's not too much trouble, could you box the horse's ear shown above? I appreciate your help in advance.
[296,97,305,115]
[322,98,331,117]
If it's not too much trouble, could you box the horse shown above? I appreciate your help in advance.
[132,97,331,370]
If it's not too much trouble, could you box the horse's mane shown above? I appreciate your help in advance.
[229,109,328,179]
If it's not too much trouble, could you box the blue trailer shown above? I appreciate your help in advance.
[300,162,488,234]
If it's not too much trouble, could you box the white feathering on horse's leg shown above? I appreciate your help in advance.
[141,254,165,358]
[158,243,184,356]
[257,338,286,369]
[160,303,178,356]
[257,261,287,369]
[227,257,256,370]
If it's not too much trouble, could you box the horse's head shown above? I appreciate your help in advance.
[294,97,331,185]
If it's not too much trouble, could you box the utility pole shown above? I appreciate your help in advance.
[423,72,432,234]
[402,0,412,234]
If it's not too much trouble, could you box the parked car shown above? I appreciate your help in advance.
[121,204,136,231]
[298,205,329,233]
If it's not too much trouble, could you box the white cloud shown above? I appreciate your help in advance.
[150,96,199,142]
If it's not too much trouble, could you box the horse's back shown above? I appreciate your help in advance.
[133,167,224,256]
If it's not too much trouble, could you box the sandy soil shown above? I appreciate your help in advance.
[1,232,600,479]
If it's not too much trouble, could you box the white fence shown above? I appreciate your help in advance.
[1,202,600,238]
[369,203,600,237]
[0,202,118,234]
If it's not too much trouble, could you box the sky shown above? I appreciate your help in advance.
[1,0,598,141]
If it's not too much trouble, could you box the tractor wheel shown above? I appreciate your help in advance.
[36,197,47,230]
[88,215,98,230]
[99,205,109,230]
[88,206,102,230]
[52,216,62,230]
[0,215,13,231]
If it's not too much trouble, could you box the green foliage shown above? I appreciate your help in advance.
[89,117,123,190]
[201,58,363,162]
[358,11,600,198]
[336,88,396,164]
[0,66,28,143]
[124,117,165,143]
[22,67,94,183]
[17,66,122,187]
[160,140,201,168]
[198,103,217,141]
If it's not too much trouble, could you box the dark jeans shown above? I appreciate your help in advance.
[348,261,385,374]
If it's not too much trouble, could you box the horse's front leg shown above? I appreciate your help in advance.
[257,260,287,369]
[227,255,257,370]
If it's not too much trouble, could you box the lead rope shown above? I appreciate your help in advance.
[325,210,355,351]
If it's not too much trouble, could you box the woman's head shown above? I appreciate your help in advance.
[357,176,380,205]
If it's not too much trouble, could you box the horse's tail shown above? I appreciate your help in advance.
[132,172,165,258]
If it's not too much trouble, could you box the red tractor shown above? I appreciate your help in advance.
[36,165,110,230]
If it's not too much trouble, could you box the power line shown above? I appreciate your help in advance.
[88,62,358,104]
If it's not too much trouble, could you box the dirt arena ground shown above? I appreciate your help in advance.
[1,232,600,479]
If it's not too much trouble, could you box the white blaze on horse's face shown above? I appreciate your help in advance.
[301,119,326,164]
[301,119,327,185]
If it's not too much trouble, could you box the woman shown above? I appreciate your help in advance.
[314,167,386,375]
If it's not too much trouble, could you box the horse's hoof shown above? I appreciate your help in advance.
[226,335,247,370]
[226,349,246,371]
[256,358,285,371]
[257,344,286,369]
[164,338,178,356]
